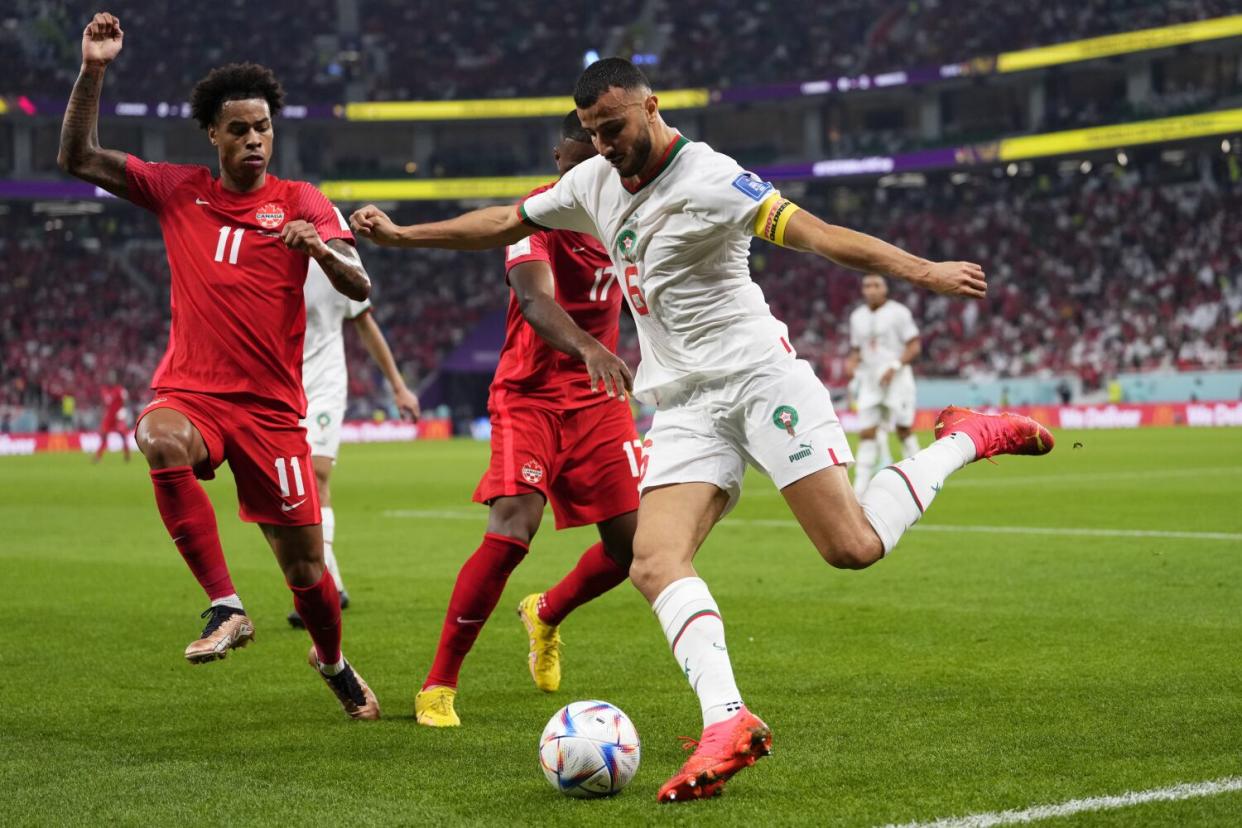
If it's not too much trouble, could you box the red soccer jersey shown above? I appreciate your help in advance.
[495,185,621,409]
[101,384,127,419]
[124,155,353,415]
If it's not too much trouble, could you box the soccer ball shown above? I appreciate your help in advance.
[539,700,641,798]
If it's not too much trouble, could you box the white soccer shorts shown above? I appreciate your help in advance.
[856,372,916,431]
[301,394,347,461]
[641,359,853,514]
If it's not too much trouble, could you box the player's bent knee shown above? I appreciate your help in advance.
[858,429,878,441]
[627,555,664,597]
[487,496,543,545]
[818,535,884,570]
[136,430,194,468]
[283,558,325,589]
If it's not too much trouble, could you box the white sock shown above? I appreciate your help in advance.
[321,506,344,592]
[901,433,921,459]
[211,594,243,611]
[653,577,744,727]
[319,655,347,676]
[877,433,893,468]
[860,432,976,552]
[853,439,878,496]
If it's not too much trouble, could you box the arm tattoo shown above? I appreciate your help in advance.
[59,65,128,197]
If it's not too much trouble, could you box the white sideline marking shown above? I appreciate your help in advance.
[381,510,1242,542]
[746,466,1242,496]
[881,776,1242,828]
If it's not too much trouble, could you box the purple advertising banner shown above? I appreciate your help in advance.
[0,143,1001,201]
[713,59,997,104]
[752,143,998,180]
[0,180,116,199]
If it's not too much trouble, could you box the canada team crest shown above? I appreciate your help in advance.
[255,203,286,229]
[521,460,545,485]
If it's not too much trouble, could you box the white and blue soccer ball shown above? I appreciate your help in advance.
[539,700,641,798]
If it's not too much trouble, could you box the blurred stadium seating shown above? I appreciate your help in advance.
[5,149,1239,427]
[4,1,1233,99]
[2,2,1240,430]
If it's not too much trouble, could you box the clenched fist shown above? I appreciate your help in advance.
[349,205,404,246]
[281,221,329,257]
[82,12,124,67]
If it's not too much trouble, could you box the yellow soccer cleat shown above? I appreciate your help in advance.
[517,593,562,693]
[414,685,460,727]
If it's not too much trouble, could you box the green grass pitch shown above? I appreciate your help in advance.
[2,428,1241,826]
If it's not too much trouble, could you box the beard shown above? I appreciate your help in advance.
[618,127,654,178]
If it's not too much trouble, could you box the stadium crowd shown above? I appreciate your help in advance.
[768,160,1242,390]
[5,153,1240,428]
[3,0,1233,102]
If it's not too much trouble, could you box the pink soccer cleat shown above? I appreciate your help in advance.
[657,707,772,803]
[934,405,1054,460]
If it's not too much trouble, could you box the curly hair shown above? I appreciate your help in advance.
[189,62,284,129]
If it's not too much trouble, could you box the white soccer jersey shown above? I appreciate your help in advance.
[520,135,793,405]
[848,300,919,385]
[302,258,371,404]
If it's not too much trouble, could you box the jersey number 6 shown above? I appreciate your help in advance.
[624,265,649,316]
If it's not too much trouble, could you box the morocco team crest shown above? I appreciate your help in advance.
[773,405,799,436]
[521,460,545,485]
[255,203,286,229]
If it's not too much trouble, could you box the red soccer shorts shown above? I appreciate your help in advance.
[137,389,321,526]
[473,393,642,529]
[99,416,126,435]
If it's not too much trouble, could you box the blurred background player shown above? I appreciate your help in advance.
[91,372,131,464]
[349,57,1053,801]
[414,112,640,728]
[846,274,922,494]
[58,13,379,719]
[287,256,421,628]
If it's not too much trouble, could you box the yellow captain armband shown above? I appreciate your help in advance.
[752,193,802,247]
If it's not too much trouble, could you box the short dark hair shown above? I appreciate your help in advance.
[561,110,591,144]
[190,62,284,129]
[573,57,650,108]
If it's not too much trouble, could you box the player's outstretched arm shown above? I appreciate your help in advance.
[352,313,420,420]
[510,261,633,399]
[57,13,129,198]
[782,209,987,298]
[349,204,533,251]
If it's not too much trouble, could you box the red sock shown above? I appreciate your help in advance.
[538,542,628,626]
[150,466,236,601]
[423,533,528,690]
[291,569,342,666]
[93,436,107,463]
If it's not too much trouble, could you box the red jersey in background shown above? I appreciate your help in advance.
[494,184,621,410]
[100,384,128,431]
[124,156,353,416]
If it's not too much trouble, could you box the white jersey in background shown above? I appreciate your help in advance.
[302,258,372,459]
[521,134,853,510]
[849,299,919,429]
[520,135,794,407]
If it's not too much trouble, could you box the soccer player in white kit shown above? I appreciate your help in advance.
[289,257,421,626]
[349,58,1054,804]
[847,274,923,494]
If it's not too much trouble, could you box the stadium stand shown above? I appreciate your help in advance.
[3,0,1234,100]
[5,151,1240,426]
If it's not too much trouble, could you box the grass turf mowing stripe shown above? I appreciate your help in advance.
[382,510,1242,542]
[881,775,1242,828]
